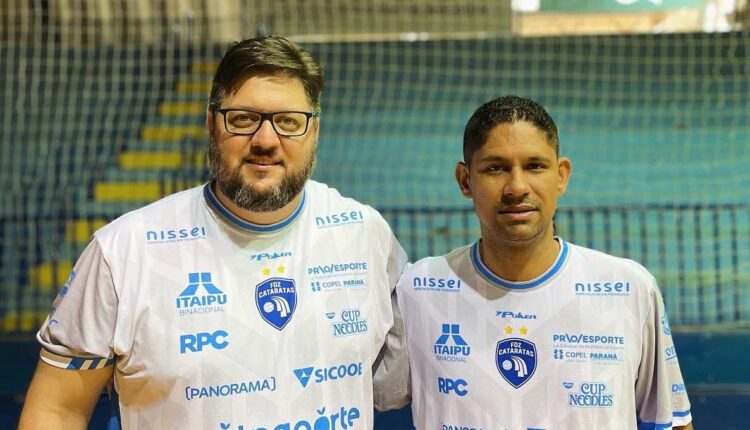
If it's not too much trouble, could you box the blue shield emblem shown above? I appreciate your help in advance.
[496,338,537,388]
[256,277,297,330]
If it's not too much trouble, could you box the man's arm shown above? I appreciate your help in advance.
[18,359,113,430]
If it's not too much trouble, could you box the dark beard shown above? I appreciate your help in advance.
[208,137,316,213]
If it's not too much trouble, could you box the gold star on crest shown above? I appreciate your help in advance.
[277,265,285,274]
[520,327,528,335]
[504,325,513,334]
[262,268,271,276]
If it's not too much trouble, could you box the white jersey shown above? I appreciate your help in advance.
[397,239,691,430]
[38,181,409,430]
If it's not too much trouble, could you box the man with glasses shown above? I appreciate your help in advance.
[20,36,409,429]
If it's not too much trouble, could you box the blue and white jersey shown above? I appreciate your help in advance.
[397,238,691,430]
[38,181,409,430]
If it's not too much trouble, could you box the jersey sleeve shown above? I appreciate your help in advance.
[372,230,411,411]
[635,280,692,429]
[37,238,118,370]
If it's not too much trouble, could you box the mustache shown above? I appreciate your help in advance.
[247,145,277,158]
[495,195,537,211]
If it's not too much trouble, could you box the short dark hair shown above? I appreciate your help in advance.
[208,36,324,112]
[462,95,559,164]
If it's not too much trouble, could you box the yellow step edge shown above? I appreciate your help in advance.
[65,218,107,243]
[22,311,50,332]
[3,311,50,333]
[176,81,211,93]
[2,311,18,332]
[191,62,218,74]
[141,125,204,141]
[95,182,163,202]
[30,261,73,293]
[119,151,183,169]
[159,102,205,116]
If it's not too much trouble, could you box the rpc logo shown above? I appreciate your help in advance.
[180,330,229,354]
[438,377,468,396]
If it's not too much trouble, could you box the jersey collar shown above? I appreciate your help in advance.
[203,182,306,234]
[470,237,569,290]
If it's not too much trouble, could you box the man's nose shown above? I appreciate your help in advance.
[250,118,282,148]
[504,169,531,197]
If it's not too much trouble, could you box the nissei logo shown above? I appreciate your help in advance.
[250,251,292,261]
[218,405,360,430]
[176,272,227,316]
[293,362,363,388]
[315,210,365,228]
[438,377,468,396]
[434,324,471,362]
[574,281,630,297]
[146,226,206,244]
[413,277,462,293]
[180,330,228,354]
[567,382,614,408]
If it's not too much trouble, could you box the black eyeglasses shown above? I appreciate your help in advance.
[212,107,318,137]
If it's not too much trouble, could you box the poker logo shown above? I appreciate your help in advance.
[496,338,537,388]
[256,277,297,330]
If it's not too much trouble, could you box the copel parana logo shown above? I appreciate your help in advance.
[315,210,365,228]
[146,226,207,244]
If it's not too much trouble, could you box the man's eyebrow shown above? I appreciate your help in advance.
[475,155,553,163]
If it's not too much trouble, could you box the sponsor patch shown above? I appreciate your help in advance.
[256,277,297,330]
[496,338,537,388]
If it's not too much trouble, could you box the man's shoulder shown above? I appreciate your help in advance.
[306,180,387,223]
[565,240,655,281]
[404,244,472,274]
[94,184,206,240]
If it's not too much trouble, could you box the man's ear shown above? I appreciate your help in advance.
[206,109,215,135]
[557,156,572,196]
[455,162,472,198]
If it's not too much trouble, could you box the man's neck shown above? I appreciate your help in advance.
[480,232,561,283]
[212,182,303,226]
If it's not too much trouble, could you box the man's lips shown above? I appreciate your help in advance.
[498,205,537,219]
[498,205,536,214]
[244,158,282,171]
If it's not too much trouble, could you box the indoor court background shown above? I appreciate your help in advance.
[1,0,749,428]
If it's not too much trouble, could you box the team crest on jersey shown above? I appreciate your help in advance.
[256,277,297,330]
[496,338,537,388]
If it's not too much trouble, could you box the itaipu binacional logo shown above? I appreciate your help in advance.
[256,277,297,330]
[496,338,537,388]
